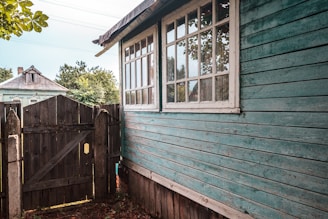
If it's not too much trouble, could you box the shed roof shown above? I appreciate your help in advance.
[93,0,185,56]
[0,65,69,92]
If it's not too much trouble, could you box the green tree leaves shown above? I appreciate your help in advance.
[55,61,120,106]
[0,67,13,82]
[0,0,49,40]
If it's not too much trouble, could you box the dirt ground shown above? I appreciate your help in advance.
[23,192,154,219]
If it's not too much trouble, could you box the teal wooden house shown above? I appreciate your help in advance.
[94,0,328,218]
[0,65,68,107]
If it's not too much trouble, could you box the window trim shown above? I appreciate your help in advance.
[161,0,240,113]
[122,25,159,112]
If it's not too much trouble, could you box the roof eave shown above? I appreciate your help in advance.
[94,0,163,57]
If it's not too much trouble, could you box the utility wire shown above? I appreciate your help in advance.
[40,0,121,19]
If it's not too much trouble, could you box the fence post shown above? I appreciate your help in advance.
[94,109,108,199]
[5,109,21,219]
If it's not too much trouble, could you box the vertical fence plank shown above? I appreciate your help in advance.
[5,110,21,219]
[94,110,108,199]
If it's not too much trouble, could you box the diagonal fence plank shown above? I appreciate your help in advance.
[25,130,92,185]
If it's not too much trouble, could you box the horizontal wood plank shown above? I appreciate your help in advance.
[241,0,328,36]
[23,176,92,192]
[241,11,328,49]
[242,79,328,99]
[241,63,328,87]
[241,45,328,74]
[241,28,328,62]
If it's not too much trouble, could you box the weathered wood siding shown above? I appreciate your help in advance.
[122,0,328,218]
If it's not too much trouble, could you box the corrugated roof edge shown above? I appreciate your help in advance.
[93,0,156,46]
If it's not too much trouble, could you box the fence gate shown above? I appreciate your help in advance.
[22,95,96,210]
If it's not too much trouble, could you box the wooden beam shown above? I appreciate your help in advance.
[25,130,92,185]
[23,176,92,192]
[123,160,254,219]
[22,123,94,133]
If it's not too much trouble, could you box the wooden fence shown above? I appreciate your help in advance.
[0,97,121,218]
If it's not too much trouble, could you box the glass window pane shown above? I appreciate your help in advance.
[131,90,136,104]
[201,2,213,28]
[149,87,154,104]
[125,48,130,62]
[215,74,229,101]
[216,0,229,22]
[148,54,154,85]
[177,82,186,102]
[201,30,213,75]
[177,17,186,38]
[148,35,154,52]
[216,24,229,72]
[130,45,135,59]
[188,35,198,78]
[200,78,212,101]
[167,22,175,43]
[167,84,175,103]
[135,42,141,57]
[136,59,141,87]
[188,10,198,34]
[131,62,135,89]
[141,39,147,55]
[167,45,175,81]
[142,89,148,104]
[136,90,142,104]
[125,63,130,89]
[177,40,186,80]
[125,92,130,105]
[142,57,148,86]
[188,80,198,102]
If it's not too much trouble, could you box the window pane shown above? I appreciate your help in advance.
[149,87,154,104]
[148,54,154,85]
[135,42,141,57]
[188,80,198,102]
[216,0,229,22]
[142,89,148,104]
[188,10,198,34]
[177,82,186,102]
[136,59,141,87]
[141,38,147,55]
[215,74,229,101]
[148,35,154,52]
[142,56,148,86]
[216,24,229,72]
[125,63,130,89]
[130,45,135,59]
[177,40,186,80]
[125,92,130,104]
[167,22,175,43]
[188,35,198,78]
[125,48,130,62]
[177,17,186,38]
[167,45,175,81]
[167,84,175,103]
[136,90,141,104]
[131,62,135,89]
[200,78,212,101]
[201,2,213,28]
[131,90,136,104]
[201,30,213,75]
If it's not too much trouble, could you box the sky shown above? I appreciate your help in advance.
[0,0,144,80]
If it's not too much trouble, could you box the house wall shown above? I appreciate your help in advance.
[0,90,66,108]
[121,0,328,218]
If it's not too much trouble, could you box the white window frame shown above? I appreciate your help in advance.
[162,0,240,113]
[122,25,159,111]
